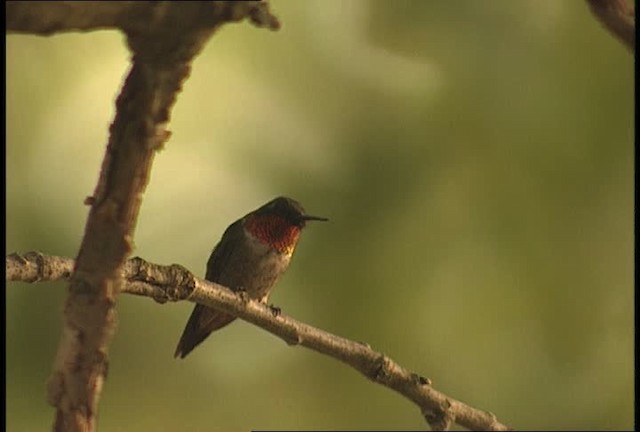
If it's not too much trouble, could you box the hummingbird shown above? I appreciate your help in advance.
[174,196,328,359]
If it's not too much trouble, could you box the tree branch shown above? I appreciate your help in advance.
[5,1,280,35]
[7,252,512,432]
[586,0,635,52]
[6,2,279,432]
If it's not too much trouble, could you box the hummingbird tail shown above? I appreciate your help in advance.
[174,304,237,359]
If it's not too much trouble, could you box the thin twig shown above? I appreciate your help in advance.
[6,252,513,431]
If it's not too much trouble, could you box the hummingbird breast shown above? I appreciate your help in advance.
[244,213,302,256]
[206,218,298,303]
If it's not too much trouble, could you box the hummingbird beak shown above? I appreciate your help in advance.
[301,215,329,222]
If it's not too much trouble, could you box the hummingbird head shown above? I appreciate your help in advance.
[244,196,328,254]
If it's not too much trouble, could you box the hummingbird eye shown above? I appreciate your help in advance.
[261,196,325,226]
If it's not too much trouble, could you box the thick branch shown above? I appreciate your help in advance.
[586,0,635,51]
[7,252,512,432]
[5,2,280,35]
[6,3,280,432]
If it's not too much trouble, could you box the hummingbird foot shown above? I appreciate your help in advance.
[235,287,251,303]
[268,304,282,317]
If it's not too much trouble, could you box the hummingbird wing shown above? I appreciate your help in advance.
[174,221,242,359]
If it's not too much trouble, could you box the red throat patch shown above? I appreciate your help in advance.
[245,214,302,254]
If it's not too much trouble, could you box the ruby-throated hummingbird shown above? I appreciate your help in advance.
[174,196,328,358]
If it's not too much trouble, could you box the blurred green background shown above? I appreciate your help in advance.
[6,1,633,431]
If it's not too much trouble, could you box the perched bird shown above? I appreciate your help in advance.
[174,196,328,358]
